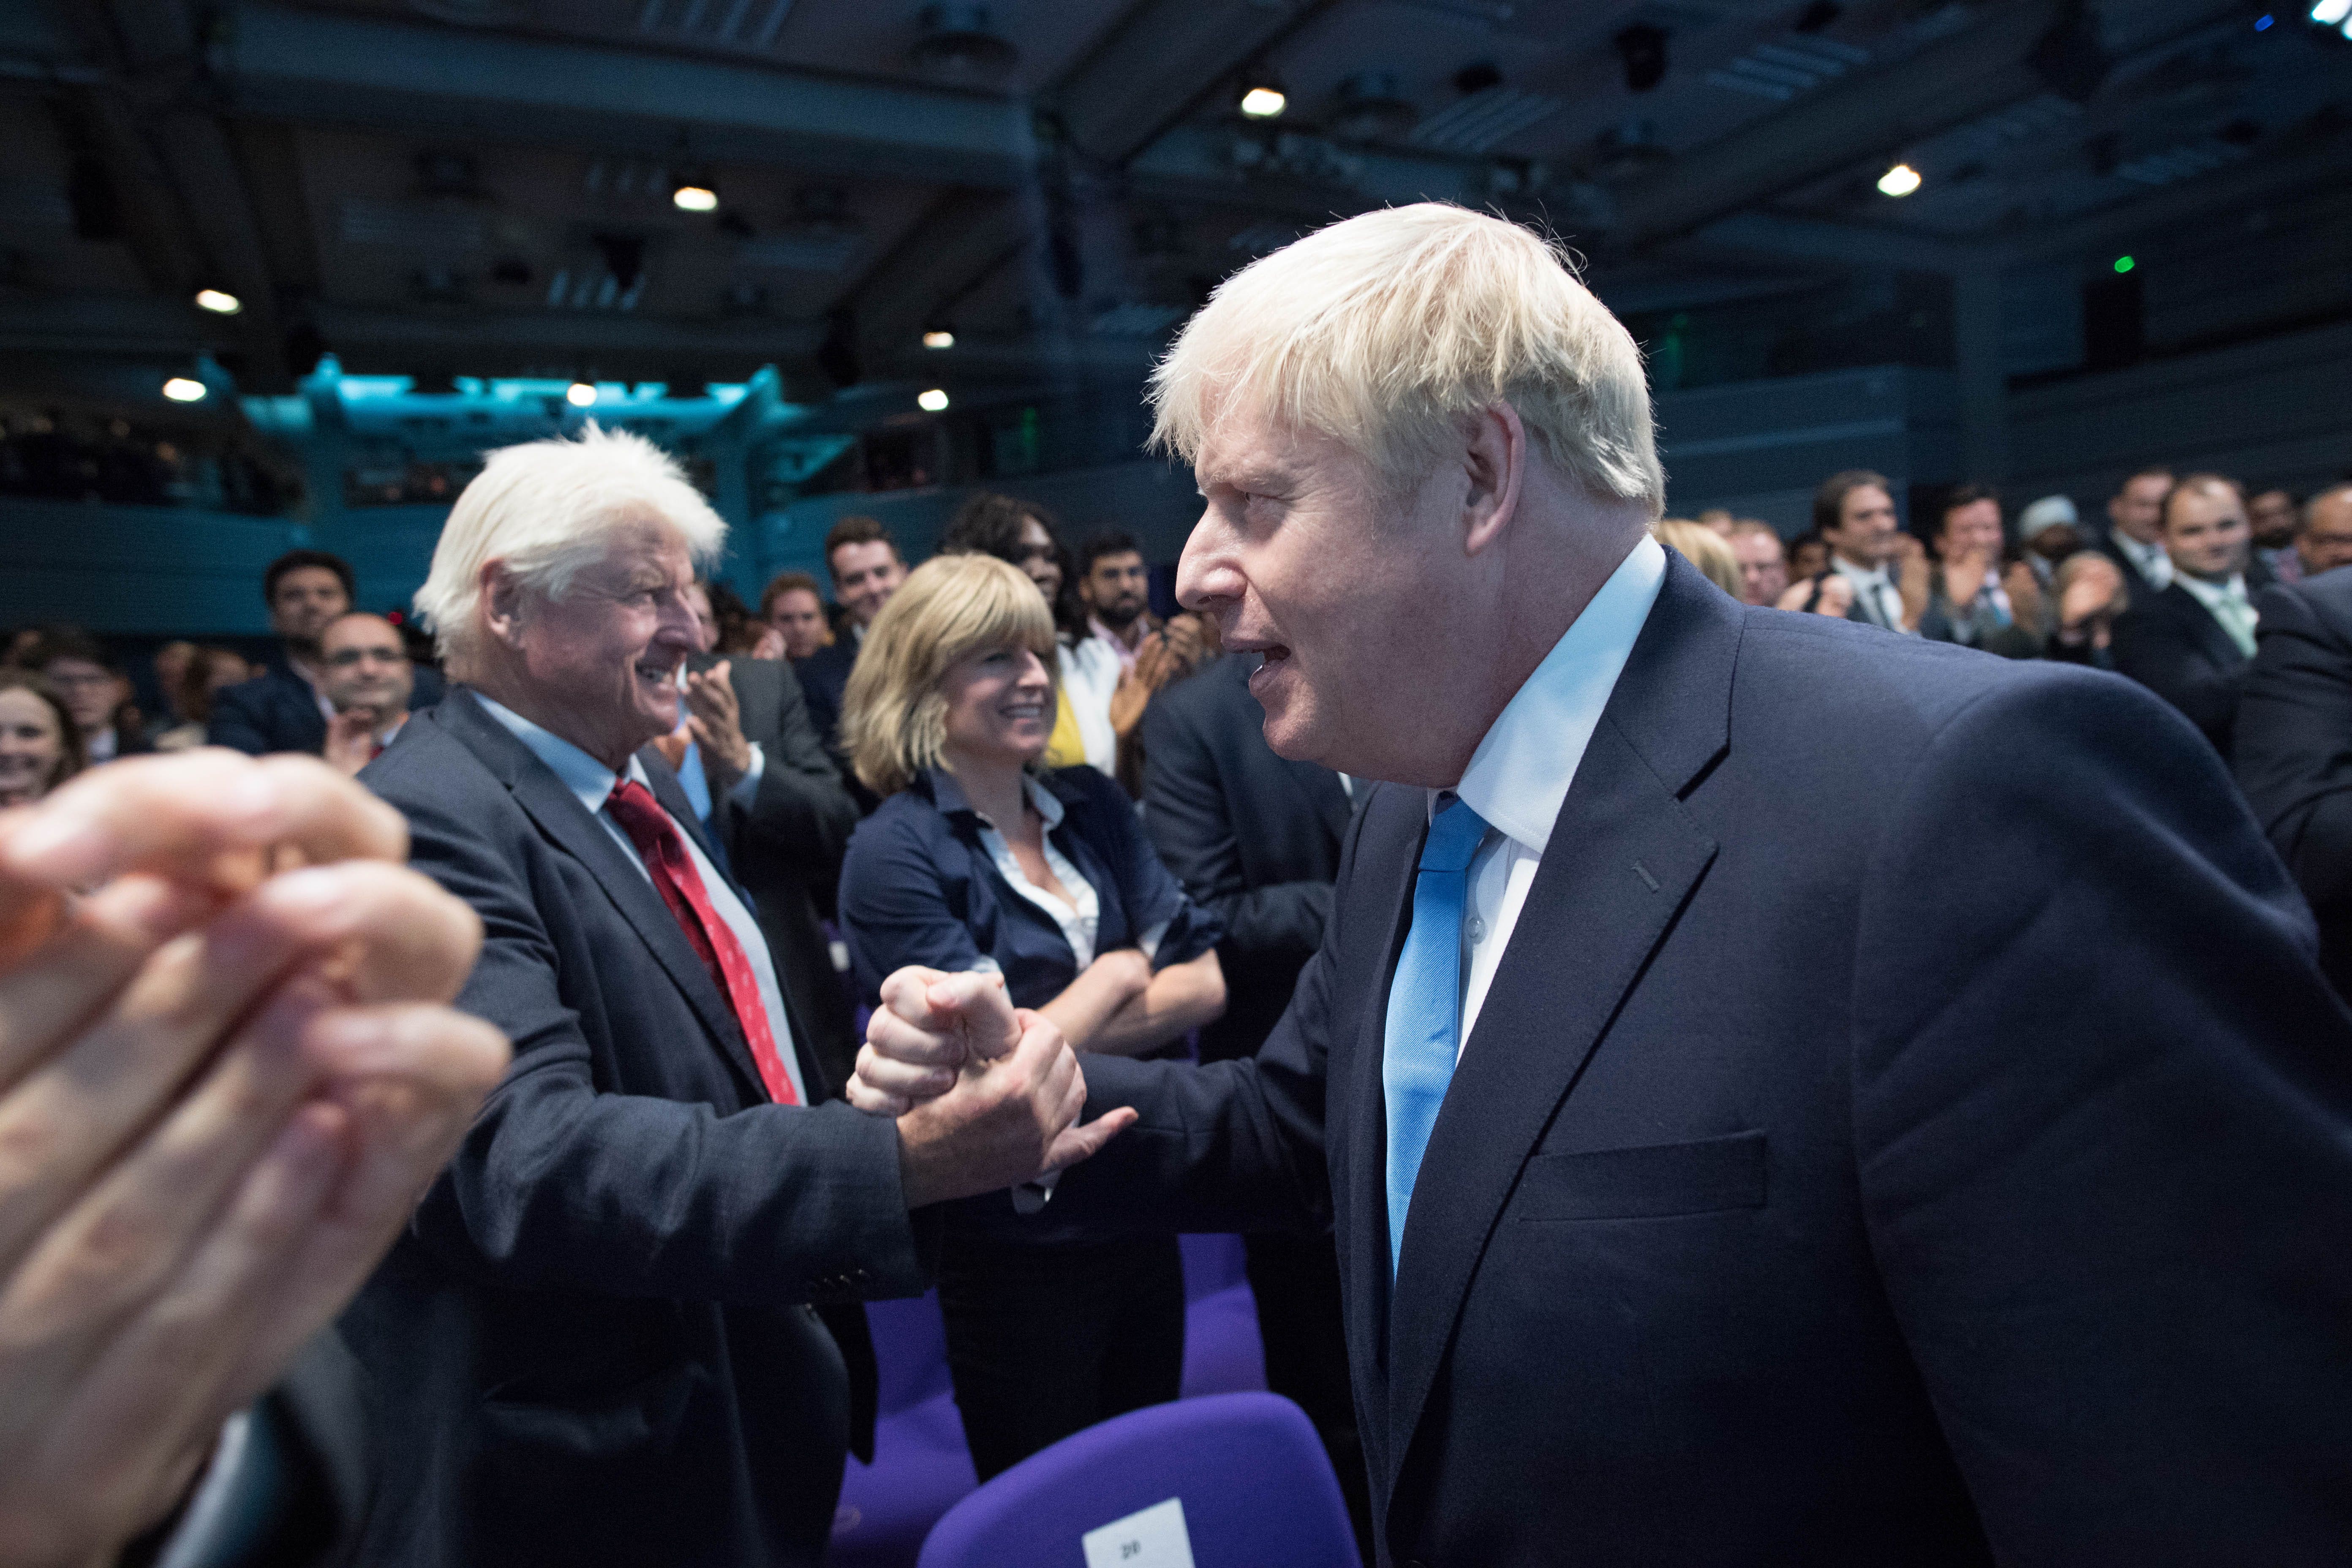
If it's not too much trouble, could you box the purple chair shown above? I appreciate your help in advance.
[915,1392,1362,1568]
[830,1291,978,1567]
[1179,1231,1266,1397]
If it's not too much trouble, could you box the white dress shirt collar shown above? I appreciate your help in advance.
[2113,530,2175,589]
[2174,571,2249,612]
[473,693,631,812]
[1832,554,1891,592]
[1446,533,1670,855]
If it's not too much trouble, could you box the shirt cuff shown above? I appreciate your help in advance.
[724,741,766,807]
[1135,919,1169,963]
[1009,1170,1064,1214]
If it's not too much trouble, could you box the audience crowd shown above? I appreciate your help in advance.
[5,406,2351,1566]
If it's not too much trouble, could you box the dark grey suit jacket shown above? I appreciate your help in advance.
[344,689,929,1568]
[2112,579,2253,757]
[1140,653,1350,1062]
[712,656,861,1098]
[1056,555,2352,1567]
[2238,567,2352,995]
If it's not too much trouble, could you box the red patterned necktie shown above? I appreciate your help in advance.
[603,779,799,1105]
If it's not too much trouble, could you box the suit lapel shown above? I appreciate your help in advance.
[436,692,766,1101]
[1369,557,1738,1507]
[2169,584,2246,668]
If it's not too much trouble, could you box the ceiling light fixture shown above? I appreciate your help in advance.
[672,183,719,212]
[193,288,242,316]
[922,329,956,349]
[1238,70,1287,119]
[2311,0,2351,23]
[566,381,598,406]
[917,387,950,412]
[1876,162,1922,197]
[162,376,207,403]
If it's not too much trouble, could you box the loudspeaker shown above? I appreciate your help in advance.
[2083,271,2143,371]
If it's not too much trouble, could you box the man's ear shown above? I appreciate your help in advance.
[479,561,525,648]
[1462,402,1527,557]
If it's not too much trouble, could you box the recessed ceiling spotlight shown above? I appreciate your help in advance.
[1876,162,1922,197]
[163,376,207,403]
[1238,70,1287,119]
[2311,0,2350,23]
[917,387,950,412]
[922,329,956,349]
[566,381,598,406]
[193,288,242,316]
[672,183,719,212]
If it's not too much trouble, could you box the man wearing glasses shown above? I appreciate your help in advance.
[317,611,416,775]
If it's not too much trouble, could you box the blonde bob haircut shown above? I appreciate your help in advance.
[415,423,727,674]
[843,553,1060,798]
[1149,202,1665,517]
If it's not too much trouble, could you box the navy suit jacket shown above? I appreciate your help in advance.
[1055,555,2352,1567]
[1140,652,1350,1062]
[209,660,444,756]
[2111,579,2252,757]
[342,689,930,1568]
[2238,568,2352,996]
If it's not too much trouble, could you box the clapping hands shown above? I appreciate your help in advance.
[0,751,507,1568]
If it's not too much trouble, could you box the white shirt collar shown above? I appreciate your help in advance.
[2175,572,2248,609]
[1832,554,1891,588]
[474,692,643,815]
[1447,534,1669,856]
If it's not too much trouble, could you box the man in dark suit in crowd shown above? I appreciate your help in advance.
[2237,481,2352,998]
[856,206,2352,1567]
[792,516,906,803]
[2288,481,2352,583]
[212,550,440,756]
[2112,473,2260,757]
[2097,463,2177,594]
[685,647,864,1098]
[1139,649,1368,1549]
[350,426,1122,1568]
[1812,469,1914,632]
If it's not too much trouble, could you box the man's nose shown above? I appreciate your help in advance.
[1174,515,1237,612]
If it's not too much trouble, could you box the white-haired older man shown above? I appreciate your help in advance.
[857,204,2352,1565]
[343,425,1127,1568]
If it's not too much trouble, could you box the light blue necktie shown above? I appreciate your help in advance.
[1383,796,1490,1276]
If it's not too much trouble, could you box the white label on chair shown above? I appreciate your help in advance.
[1081,1497,1195,1568]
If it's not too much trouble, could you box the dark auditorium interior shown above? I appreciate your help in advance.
[4,0,2352,1565]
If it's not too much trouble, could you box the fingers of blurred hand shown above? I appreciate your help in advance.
[0,752,406,892]
[222,1003,505,1394]
[0,978,337,1345]
[0,874,215,1090]
[876,966,954,1034]
[0,1103,348,1568]
[221,860,484,1007]
[853,1040,956,1102]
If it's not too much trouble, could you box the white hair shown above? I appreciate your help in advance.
[414,424,726,672]
[1149,202,1665,516]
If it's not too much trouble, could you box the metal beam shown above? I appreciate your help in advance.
[219,2,1037,191]
[1610,0,2066,251]
[1686,212,1994,275]
[1999,136,2352,266]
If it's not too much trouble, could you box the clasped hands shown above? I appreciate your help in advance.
[851,967,1136,1210]
[0,751,508,1568]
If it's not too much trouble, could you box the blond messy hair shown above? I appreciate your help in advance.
[843,553,1060,798]
[1148,202,1665,516]
[415,424,726,675]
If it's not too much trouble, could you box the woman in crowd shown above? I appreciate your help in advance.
[0,670,83,806]
[1655,518,1743,596]
[836,553,1225,1480]
[937,493,1122,775]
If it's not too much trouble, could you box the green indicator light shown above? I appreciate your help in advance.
[2114,255,2136,274]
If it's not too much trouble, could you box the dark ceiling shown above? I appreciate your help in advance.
[1,0,2347,410]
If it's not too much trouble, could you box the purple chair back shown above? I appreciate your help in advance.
[916,1392,1361,1568]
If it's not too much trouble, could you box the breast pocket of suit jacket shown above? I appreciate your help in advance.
[1515,1130,1767,1222]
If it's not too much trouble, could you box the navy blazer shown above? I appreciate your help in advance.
[1140,652,1350,1062]
[209,659,444,756]
[1054,555,2352,1566]
[343,689,931,1568]
[2238,568,2352,995]
[2112,579,2252,757]
[839,764,1222,1017]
